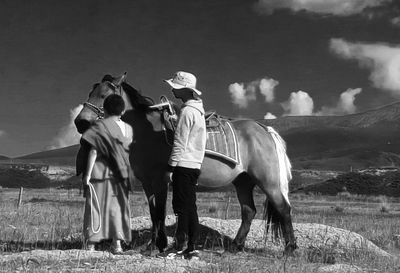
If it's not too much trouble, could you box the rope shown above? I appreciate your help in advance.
[163,127,174,147]
[88,181,101,234]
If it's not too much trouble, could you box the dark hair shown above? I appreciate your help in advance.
[104,94,125,115]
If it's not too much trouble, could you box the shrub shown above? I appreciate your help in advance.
[334,206,345,213]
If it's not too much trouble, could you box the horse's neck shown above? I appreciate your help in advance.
[121,90,133,111]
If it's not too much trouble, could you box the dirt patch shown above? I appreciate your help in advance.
[0,249,210,273]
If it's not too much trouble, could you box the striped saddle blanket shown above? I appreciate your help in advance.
[205,114,240,165]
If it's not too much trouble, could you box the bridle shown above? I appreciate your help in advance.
[83,101,105,119]
[82,81,123,120]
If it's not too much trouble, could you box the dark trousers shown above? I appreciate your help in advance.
[172,166,200,250]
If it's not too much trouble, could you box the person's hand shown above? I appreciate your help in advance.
[82,175,90,186]
[164,171,173,185]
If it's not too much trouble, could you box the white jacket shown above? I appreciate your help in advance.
[168,99,206,170]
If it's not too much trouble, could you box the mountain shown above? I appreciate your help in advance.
[10,102,400,171]
[15,144,80,166]
[0,155,9,160]
[260,102,400,170]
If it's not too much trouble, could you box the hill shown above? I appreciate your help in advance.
[261,101,400,132]
[10,101,400,172]
[260,102,400,170]
[15,144,80,166]
[297,168,400,197]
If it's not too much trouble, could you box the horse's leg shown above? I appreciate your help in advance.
[141,179,168,254]
[153,186,168,252]
[260,186,297,254]
[231,173,256,252]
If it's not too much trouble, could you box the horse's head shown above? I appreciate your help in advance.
[148,96,180,132]
[74,73,128,133]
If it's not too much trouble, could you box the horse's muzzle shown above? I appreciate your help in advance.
[74,119,91,134]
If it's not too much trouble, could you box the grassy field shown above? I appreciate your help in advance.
[1,187,400,272]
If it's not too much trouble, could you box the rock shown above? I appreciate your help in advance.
[130,216,390,258]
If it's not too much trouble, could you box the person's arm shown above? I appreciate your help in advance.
[82,147,97,185]
[164,108,193,184]
[168,108,193,169]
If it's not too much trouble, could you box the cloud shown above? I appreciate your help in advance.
[316,88,362,115]
[391,16,400,27]
[254,0,388,16]
[264,112,277,119]
[47,104,83,150]
[0,130,5,137]
[280,88,361,117]
[330,38,400,96]
[281,91,314,116]
[229,83,255,108]
[229,77,279,108]
[259,78,279,103]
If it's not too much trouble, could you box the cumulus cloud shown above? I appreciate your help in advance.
[281,91,314,116]
[229,83,255,108]
[259,78,278,103]
[229,77,279,108]
[264,112,277,119]
[254,0,388,16]
[330,38,400,96]
[391,16,400,27]
[47,104,83,150]
[316,88,362,115]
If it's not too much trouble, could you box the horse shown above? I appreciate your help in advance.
[74,73,297,254]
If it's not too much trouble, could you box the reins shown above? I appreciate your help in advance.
[87,181,101,234]
[149,96,177,147]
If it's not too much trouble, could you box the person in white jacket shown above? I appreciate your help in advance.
[164,71,206,259]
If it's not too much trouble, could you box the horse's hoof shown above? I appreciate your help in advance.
[228,242,244,253]
[158,247,165,253]
[283,242,298,256]
[140,243,160,257]
[140,248,160,257]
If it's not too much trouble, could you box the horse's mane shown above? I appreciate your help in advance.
[121,81,154,112]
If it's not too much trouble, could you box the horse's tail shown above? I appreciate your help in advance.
[263,199,283,240]
[256,123,292,240]
[257,123,292,205]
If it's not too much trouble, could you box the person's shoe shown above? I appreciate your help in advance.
[184,250,200,260]
[86,243,95,252]
[111,240,123,255]
[176,248,200,260]
[111,246,123,255]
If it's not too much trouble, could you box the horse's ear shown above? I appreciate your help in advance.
[114,72,127,86]
[121,72,127,82]
[112,72,126,86]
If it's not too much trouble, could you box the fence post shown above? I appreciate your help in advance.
[224,194,231,219]
[18,187,23,208]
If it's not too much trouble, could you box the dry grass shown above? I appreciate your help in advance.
[1,188,400,272]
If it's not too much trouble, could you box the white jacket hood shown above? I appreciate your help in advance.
[183,99,205,115]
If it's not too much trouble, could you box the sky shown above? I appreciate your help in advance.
[0,0,400,157]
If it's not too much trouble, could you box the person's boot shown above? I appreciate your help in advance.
[86,242,96,251]
[111,239,123,255]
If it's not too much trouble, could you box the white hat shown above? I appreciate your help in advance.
[164,71,202,96]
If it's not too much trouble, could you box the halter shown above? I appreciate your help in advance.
[82,81,123,120]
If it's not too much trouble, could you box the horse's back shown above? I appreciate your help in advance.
[198,119,279,189]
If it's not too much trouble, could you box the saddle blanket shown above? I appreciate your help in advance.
[205,117,240,165]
